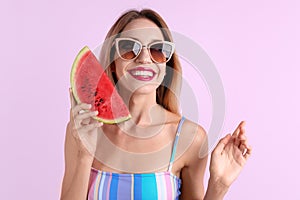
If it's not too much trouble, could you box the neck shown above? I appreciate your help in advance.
[131,93,160,125]
[119,88,160,126]
[116,87,171,138]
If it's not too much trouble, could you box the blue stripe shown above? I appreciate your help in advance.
[141,174,158,200]
[109,174,119,200]
[116,174,131,199]
[101,172,109,199]
[134,174,142,199]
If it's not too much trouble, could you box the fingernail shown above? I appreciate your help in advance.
[88,104,92,108]
[94,111,98,115]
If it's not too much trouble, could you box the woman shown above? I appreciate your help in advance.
[61,9,251,200]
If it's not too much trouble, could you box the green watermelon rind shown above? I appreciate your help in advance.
[70,46,131,124]
[70,46,90,108]
[93,115,131,124]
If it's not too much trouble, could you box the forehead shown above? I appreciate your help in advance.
[120,18,164,42]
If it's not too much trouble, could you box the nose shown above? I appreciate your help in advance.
[135,46,152,64]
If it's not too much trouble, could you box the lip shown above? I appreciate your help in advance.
[128,67,157,81]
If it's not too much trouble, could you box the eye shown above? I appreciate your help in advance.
[149,43,165,62]
[151,43,172,56]
[119,40,140,55]
[119,40,135,50]
[149,42,174,63]
[150,43,163,51]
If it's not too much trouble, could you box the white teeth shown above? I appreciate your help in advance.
[132,71,154,77]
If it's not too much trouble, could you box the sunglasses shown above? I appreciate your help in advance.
[114,38,175,63]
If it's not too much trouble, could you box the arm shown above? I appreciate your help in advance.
[60,89,102,200]
[180,122,251,200]
[180,125,208,199]
[60,123,94,200]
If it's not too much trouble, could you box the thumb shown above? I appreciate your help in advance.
[213,134,231,155]
[69,87,77,108]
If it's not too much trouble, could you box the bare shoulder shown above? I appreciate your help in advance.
[178,118,208,165]
[162,111,208,161]
[181,118,207,145]
[182,118,207,136]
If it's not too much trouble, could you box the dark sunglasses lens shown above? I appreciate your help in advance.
[118,40,141,60]
[150,43,173,63]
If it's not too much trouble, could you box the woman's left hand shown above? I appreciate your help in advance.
[209,121,252,188]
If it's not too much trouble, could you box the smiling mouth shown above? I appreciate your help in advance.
[128,67,157,81]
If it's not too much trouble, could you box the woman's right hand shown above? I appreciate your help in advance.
[67,88,103,159]
[61,88,102,199]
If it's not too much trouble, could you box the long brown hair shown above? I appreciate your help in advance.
[99,9,182,115]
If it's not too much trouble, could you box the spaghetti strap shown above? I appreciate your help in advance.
[168,116,186,172]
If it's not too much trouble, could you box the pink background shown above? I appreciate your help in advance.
[1,0,299,199]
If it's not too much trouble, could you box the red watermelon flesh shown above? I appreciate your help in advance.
[70,46,131,124]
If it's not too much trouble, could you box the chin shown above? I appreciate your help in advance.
[131,83,160,95]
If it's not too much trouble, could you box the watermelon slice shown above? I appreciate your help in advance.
[70,46,131,124]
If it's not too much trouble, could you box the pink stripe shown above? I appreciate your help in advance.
[165,173,172,199]
[88,169,98,200]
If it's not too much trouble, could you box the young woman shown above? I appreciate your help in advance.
[61,9,252,200]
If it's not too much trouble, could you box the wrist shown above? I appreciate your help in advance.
[209,176,229,191]
[204,176,229,200]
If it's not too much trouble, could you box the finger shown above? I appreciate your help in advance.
[239,143,248,155]
[243,145,252,160]
[238,123,247,139]
[233,121,246,146]
[69,88,77,108]
[239,141,252,157]
[234,135,247,148]
[232,121,245,138]
[72,103,92,115]
[234,134,247,147]
[238,132,247,141]
[76,111,98,121]
[233,137,239,147]
[239,139,250,150]
[213,134,231,154]
[245,145,252,155]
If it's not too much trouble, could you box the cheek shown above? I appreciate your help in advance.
[114,59,127,79]
[158,64,166,77]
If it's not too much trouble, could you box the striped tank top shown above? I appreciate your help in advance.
[88,117,186,200]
